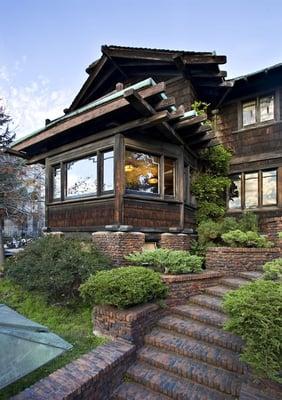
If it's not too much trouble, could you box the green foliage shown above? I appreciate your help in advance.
[223,280,282,382]
[80,266,167,309]
[191,144,232,223]
[199,145,233,176]
[191,100,210,116]
[221,230,273,248]
[5,235,110,303]
[197,213,259,247]
[278,231,282,239]
[125,248,203,274]
[189,240,209,257]
[0,279,104,399]
[263,258,282,282]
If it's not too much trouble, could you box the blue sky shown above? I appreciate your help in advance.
[1,0,282,138]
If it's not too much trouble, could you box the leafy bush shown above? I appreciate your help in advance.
[238,212,259,233]
[125,249,203,274]
[263,258,282,282]
[5,235,110,303]
[80,266,167,309]
[223,280,282,382]
[221,230,272,248]
[278,231,282,239]
[199,145,233,176]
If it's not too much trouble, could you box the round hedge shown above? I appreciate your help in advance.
[80,266,168,309]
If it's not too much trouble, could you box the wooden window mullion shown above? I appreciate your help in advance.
[97,151,102,197]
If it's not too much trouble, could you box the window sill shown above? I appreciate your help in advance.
[227,206,280,213]
[47,193,115,206]
[232,119,281,134]
[123,193,181,204]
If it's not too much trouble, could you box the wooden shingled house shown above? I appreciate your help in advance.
[10,45,282,253]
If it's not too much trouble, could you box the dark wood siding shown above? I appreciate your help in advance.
[123,198,180,229]
[48,200,115,231]
[166,77,196,110]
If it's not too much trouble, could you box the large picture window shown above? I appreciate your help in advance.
[229,169,277,209]
[51,148,114,201]
[125,150,160,194]
[124,149,176,197]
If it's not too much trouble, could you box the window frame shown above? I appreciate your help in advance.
[124,147,177,200]
[49,147,114,203]
[241,93,275,128]
[228,169,278,210]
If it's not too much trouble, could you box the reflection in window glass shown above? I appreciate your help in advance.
[164,158,175,196]
[262,170,277,205]
[102,151,114,192]
[260,96,274,122]
[243,101,256,126]
[66,156,97,197]
[245,172,258,208]
[52,166,61,200]
[229,174,241,209]
[125,150,160,194]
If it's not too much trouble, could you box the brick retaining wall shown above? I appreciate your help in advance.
[92,231,145,265]
[93,303,163,346]
[206,247,280,272]
[159,233,191,251]
[260,216,282,242]
[12,339,135,400]
[162,271,225,306]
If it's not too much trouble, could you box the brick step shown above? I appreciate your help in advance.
[157,315,244,352]
[238,271,263,281]
[189,294,224,312]
[220,277,250,289]
[171,304,227,328]
[138,346,244,397]
[145,328,248,374]
[204,285,233,298]
[126,362,236,400]
[113,381,172,400]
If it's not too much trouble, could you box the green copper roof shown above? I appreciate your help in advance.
[0,304,72,390]
[12,77,158,147]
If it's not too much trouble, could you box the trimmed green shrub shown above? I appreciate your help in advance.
[5,235,110,303]
[80,266,167,309]
[238,212,259,233]
[223,280,282,382]
[263,258,282,282]
[125,249,203,274]
[199,144,233,176]
[221,230,273,248]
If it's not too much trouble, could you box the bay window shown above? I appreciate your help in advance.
[51,148,114,201]
[229,169,277,209]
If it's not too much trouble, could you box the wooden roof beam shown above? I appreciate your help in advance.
[155,96,176,111]
[174,114,207,130]
[102,46,128,79]
[124,88,155,117]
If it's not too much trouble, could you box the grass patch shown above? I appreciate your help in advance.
[0,279,105,399]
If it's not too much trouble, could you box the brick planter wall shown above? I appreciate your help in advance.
[93,303,163,346]
[206,247,280,272]
[159,233,190,251]
[162,271,225,306]
[260,216,282,242]
[92,231,145,265]
[12,339,135,400]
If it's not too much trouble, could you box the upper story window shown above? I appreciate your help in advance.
[229,169,277,209]
[242,94,274,127]
[51,149,114,201]
[125,149,176,197]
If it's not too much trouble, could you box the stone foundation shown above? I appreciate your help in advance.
[159,233,190,251]
[206,247,280,272]
[12,340,135,400]
[162,271,225,306]
[92,231,145,265]
[93,303,163,346]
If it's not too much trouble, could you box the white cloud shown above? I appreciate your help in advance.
[0,61,73,138]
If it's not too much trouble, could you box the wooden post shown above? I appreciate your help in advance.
[179,146,185,230]
[114,134,125,225]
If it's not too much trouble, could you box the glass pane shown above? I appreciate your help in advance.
[262,170,277,205]
[229,174,241,209]
[102,150,114,192]
[66,156,97,198]
[245,172,258,208]
[125,150,160,194]
[260,95,274,122]
[52,165,61,200]
[164,158,175,196]
[243,101,256,126]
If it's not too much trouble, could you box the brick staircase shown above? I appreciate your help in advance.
[112,271,263,400]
